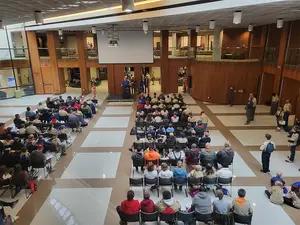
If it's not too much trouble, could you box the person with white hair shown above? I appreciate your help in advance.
[216,141,234,168]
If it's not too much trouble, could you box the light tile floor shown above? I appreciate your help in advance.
[81,131,126,147]
[0,117,12,123]
[108,102,133,105]
[102,106,132,115]
[30,188,112,225]
[229,152,256,177]
[250,151,300,177]
[230,129,289,146]
[0,107,26,116]
[209,130,228,146]
[94,117,130,128]
[187,105,202,114]
[207,105,270,114]
[0,95,52,107]
[61,152,121,179]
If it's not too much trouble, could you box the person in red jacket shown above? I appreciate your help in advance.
[117,190,140,224]
[140,192,155,213]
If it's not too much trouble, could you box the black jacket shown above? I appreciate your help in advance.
[216,148,234,167]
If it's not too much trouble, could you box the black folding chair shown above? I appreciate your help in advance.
[129,178,144,189]
[217,177,233,197]
[132,158,144,177]
[133,142,145,149]
[195,212,213,224]
[177,211,195,224]
[144,177,159,197]
[159,158,170,165]
[120,212,140,223]
[141,211,158,223]
[158,177,173,197]
[234,213,253,224]
[188,177,203,187]
[203,176,217,191]
[159,212,177,224]
[173,177,188,197]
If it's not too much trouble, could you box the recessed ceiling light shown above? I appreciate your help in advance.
[69,4,79,7]
[57,7,69,10]
[47,9,57,12]
[81,1,98,4]
[290,9,300,12]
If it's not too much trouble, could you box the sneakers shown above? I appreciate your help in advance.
[285,156,293,163]
[244,122,250,125]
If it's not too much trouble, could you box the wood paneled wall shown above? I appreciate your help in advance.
[259,73,275,105]
[222,28,250,47]
[281,77,300,114]
[250,25,267,60]
[266,23,281,47]
[190,61,261,104]
[160,30,169,93]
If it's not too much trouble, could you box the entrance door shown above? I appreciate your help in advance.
[41,66,55,94]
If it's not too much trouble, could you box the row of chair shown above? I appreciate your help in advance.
[119,210,252,225]
[136,121,197,128]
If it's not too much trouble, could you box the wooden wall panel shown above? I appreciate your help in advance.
[0,60,30,69]
[190,61,261,104]
[112,65,125,94]
[288,20,300,48]
[57,61,79,68]
[267,24,281,47]
[107,64,115,94]
[283,66,300,81]
[263,64,277,75]
[250,25,267,60]
[260,73,275,104]
[160,30,169,93]
[40,66,54,94]
[280,77,300,114]
[222,28,250,47]
[26,31,44,94]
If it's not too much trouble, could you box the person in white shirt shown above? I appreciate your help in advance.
[168,147,185,162]
[58,108,69,117]
[176,133,188,144]
[260,133,276,173]
[18,124,26,135]
[159,163,173,179]
[171,113,179,123]
[33,115,42,124]
[144,162,158,179]
[154,115,162,123]
[217,167,233,179]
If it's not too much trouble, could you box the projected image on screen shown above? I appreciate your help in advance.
[97,31,154,64]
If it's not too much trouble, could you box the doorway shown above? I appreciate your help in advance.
[178,67,187,93]
[143,67,161,94]
[90,67,108,94]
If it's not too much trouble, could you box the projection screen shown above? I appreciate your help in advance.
[97,31,154,64]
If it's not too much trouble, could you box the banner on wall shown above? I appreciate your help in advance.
[7,77,16,87]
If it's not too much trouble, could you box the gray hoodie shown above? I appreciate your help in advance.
[192,191,212,214]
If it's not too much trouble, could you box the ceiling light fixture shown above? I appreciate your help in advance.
[82,1,98,4]
[209,20,215,29]
[92,26,96,34]
[233,11,242,24]
[143,20,148,35]
[122,0,134,12]
[248,24,253,32]
[277,18,283,28]
[34,11,44,25]
[187,28,191,35]
[68,4,79,7]
[196,25,200,33]
[102,29,105,36]
[0,20,3,29]
[58,29,63,36]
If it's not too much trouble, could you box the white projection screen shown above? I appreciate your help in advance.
[97,31,154,64]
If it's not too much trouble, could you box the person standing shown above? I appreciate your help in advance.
[271,93,279,115]
[245,94,254,125]
[228,87,235,107]
[251,93,257,121]
[283,100,292,131]
[285,127,299,163]
[144,74,150,95]
[260,134,276,173]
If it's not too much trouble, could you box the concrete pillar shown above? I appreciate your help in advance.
[171,32,177,56]
[213,28,223,60]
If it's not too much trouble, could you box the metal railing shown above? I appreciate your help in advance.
[85,48,98,60]
[285,48,300,66]
[56,48,78,59]
[264,47,278,63]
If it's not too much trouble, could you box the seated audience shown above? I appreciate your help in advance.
[33,115,42,124]
[166,133,176,146]
[156,190,181,214]
[188,113,196,123]
[217,142,234,168]
[194,120,205,136]
[203,164,217,178]
[284,184,300,209]
[13,114,25,129]
[200,143,217,167]
[154,115,162,123]
[187,130,198,147]
[11,137,24,150]
[156,134,166,144]
[166,124,175,134]
[58,108,69,118]
[168,147,185,162]
[213,189,231,215]
[217,166,233,179]
[191,186,213,215]
[25,107,36,120]
[185,144,200,170]
[188,165,203,179]
[144,162,158,191]
[18,124,26,135]
[159,162,173,178]
[11,164,30,188]
[47,124,58,135]
[81,102,92,118]
[117,190,140,225]
[232,189,253,216]
[130,147,144,172]
[26,122,40,135]
[171,113,179,123]
[37,102,45,111]
[265,181,284,205]
[271,172,285,186]
[156,126,166,136]
[50,135,67,156]
[172,161,187,191]
[198,131,211,148]
[144,148,160,163]
[176,133,188,144]
[140,192,155,213]
[0,123,8,136]
[30,145,53,173]
[2,134,14,146]
[20,147,30,161]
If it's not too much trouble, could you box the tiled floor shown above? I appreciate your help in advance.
[186,105,202,114]
[207,105,270,114]
[0,107,26,116]
[94,117,130,128]
[229,152,256,177]
[61,153,121,179]
[102,106,132,115]
[81,131,126,147]
[209,130,228,146]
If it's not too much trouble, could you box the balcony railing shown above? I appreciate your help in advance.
[264,47,278,64]
[85,48,98,60]
[0,48,29,60]
[56,48,78,60]
[285,48,300,66]
[38,48,50,58]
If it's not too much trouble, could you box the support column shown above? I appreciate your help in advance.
[160,30,169,93]
[171,32,177,56]
[47,31,66,94]
[213,28,223,60]
[76,32,91,95]
[26,31,44,94]
[274,22,290,94]
[190,29,197,57]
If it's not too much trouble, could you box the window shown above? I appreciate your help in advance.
[180,36,188,47]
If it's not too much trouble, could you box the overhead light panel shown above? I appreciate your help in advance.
[248,24,253,32]
[196,25,200,33]
[58,29,63,36]
[233,11,242,24]
[34,11,44,24]
[92,26,96,34]
[122,0,134,12]
[102,29,105,36]
[143,20,148,34]
[0,20,3,29]
[277,18,283,28]
[187,28,191,35]
[209,20,215,29]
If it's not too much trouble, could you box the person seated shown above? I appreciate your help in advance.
[68,112,81,127]
[18,124,26,135]
[194,120,205,137]
[152,109,160,116]
[217,166,233,179]
[145,114,154,123]
[200,143,217,167]
[150,95,158,104]
[144,147,160,163]
[40,110,52,123]
[159,162,173,179]
[47,124,58,135]
[58,107,69,118]
[33,115,42,124]
[213,190,232,223]
[284,184,300,209]
[154,115,162,123]
[161,107,168,117]
[187,130,198,148]
[166,124,175,134]
[74,108,86,125]
[171,112,179,123]
[271,172,286,186]
[13,114,25,129]
[58,125,70,143]
[265,181,284,205]
[25,107,36,120]
[117,190,140,225]
[165,95,171,104]
[37,102,46,111]
[156,190,181,214]
[145,93,151,102]
[81,102,92,118]
[185,144,201,169]
[191,186,213,215]
[0,123,8,137]
[30,145,54,172]
[147,126,155,136]
[140,192,155,213]
[198,131,211,148]
[144,101,151,111]
[166,133,176,147]
[136,115,144,123]
[217,142,234,168]
[172,161,187,191]
[25,134,37,146]
[26,122,40,135]
[173,103,180,109]
[136,108,145,116]
[0,165,11,182]
[144,162,158,185]
[157,93,165,101]
[176,133,188,145]
[145,134,154,144]
[232,189,253,216]
[168,147,185,162]
[139,93,146,104]
[203,164,217,179]
[162,115,170,124]
[20,147,30,161]
[11,164,30,189]
[2,134,14,146]
[156,126,166,136]
[46,97,56,108]
[188,113,196,123]
[188,165,203,178]
[66,96,74,106]
[73,101,81,110]
[11,137,24,150]
[130,147,144,172]
[50,135,67,156]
